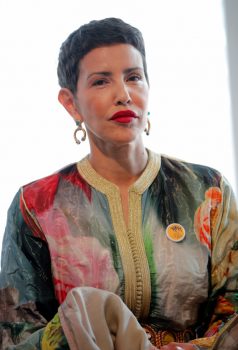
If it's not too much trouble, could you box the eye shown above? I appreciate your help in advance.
[92,79,108,87]
[127,74,143,82]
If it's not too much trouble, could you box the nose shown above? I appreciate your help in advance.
[114,81,132,106]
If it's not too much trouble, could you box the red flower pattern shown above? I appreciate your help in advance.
[194,187,222,252]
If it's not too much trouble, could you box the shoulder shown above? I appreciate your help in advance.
[21,162,91,215]
[160,154,223,187]
[21,163,74,207]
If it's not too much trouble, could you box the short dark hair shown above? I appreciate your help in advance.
[57,17,149,94]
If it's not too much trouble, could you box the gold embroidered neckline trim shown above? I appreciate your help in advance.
[77,150,161,319]
[77,150,161,195]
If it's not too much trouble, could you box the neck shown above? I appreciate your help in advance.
[88,141,148,187]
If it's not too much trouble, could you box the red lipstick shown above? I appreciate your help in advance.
[110,110,137,124]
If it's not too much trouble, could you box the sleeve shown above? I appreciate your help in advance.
[191,177,238,349]
[0,190,59,349]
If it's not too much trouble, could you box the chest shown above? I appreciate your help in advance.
[37,185,210,322]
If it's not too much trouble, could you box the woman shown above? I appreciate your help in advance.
[1,18,238,350]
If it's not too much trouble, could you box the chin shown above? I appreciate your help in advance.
[110,134,142,146]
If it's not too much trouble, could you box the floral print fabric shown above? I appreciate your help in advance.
[0,151,238,348]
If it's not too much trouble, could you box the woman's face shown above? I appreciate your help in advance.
[62,44,149,148]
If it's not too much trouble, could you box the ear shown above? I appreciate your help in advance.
[58,88,82,122]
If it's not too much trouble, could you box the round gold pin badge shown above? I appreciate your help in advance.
[166,223,186,242]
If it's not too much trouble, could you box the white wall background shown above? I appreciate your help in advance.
[223,0,238,196]
[0,0,236,249]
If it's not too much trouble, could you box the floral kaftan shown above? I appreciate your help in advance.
[1,150,238,349]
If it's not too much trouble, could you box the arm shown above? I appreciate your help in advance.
[190,177,238,349]
[159,178,238,350]
[0,191,59,348]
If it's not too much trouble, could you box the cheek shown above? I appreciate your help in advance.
[137,91,149,110]
[87,93,110,113]
[79,98,99,119]
[134,85,149,104]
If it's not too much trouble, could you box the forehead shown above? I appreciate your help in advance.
[78,44,144,74]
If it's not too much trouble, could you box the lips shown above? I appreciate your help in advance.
[110,110,138,124]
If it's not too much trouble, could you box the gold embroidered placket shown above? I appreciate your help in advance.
[77,150,161,319]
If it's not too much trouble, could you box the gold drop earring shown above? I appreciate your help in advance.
[73,120,87,144]
[144,112,151,136]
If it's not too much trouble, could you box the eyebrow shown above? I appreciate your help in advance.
[87,67,143,80]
